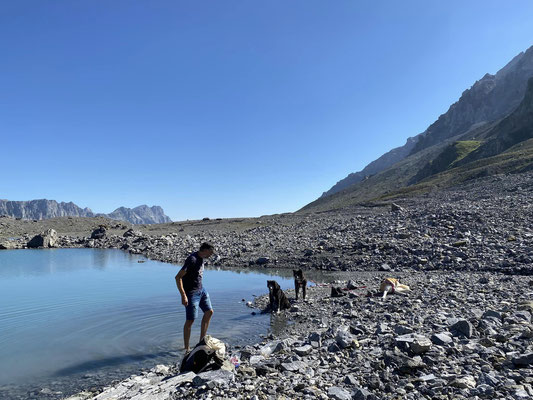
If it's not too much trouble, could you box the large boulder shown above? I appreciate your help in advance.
[0,240,20,249]
[27,229,58,248]
[123,228,143,238]
[395,334,432,354]
[91,227,106,239]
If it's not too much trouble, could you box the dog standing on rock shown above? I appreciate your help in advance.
[293,269,307,301]
[267,280,291,313]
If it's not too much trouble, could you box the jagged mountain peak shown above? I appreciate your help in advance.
[0,200,171,224]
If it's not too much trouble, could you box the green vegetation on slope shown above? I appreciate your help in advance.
[411,140,482,184]
[379,138,533,201]
[450,140,483,165]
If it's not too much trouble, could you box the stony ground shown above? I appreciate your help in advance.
[1,171,533,399]
[63,271,533,400]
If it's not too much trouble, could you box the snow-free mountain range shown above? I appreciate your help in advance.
[0,200,171,225]
[305,44,533,211]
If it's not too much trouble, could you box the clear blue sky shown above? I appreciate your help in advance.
[1,1,532,221]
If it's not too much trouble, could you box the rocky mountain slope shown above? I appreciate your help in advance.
[303,78,533,213]
[0,199,171,224]
[321,45,533,198]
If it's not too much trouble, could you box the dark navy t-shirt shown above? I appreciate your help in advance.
[180,252,204,293]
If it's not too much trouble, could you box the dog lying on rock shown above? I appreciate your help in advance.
[380,277,411,299]
[267,280,291,313]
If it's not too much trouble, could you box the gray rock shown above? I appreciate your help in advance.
[417,374,437,382]
[27,228,58,248]
[353,387,373,400]
[395,334,432,354]
[192,369,234,387]
[518,301,533,313]
[336,328,357,349]
[327,386,351,400]
[248,355,265,365]
[294,345,313,356]
[512,352,533,367]
[450,319,474,338]
[450,375,476,389]
[0,240,20,249]
[431,332,453,345]
[123,229,143,237]
[308,331,322,347]
[475,384,495,397]
[379,263,392,271]
[91,227,106,240]
[482,310,502,321]
[281,360,308,372]
[344,374,358,385]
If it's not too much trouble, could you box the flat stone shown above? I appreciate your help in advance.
[192,369,234,387]
[294,345,313,356]
[327,386,351,400]
[482,310,502,321]
[248,355,265,365]
[281,360,308,372]
[431,333,453,345]
[418,374,437,382]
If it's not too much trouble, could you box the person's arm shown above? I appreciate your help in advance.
[175,269,188,306]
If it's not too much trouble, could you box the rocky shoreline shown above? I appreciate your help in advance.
[1,171,532,399]
[64,271,533,400]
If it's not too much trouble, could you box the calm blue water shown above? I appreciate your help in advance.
[0,249,294,397]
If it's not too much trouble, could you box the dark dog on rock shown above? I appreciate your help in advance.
[293,269,307,301]
[267,280,291,313]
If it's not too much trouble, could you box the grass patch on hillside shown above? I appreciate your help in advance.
[449,140,482,166]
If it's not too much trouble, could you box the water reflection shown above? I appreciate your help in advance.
[0,249,144,278]
[92,249,110,270]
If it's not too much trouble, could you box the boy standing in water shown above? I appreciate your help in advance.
[175,242,215,351]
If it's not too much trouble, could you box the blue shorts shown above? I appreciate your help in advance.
[185,288,212,321]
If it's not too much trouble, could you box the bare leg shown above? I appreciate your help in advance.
[183,319,194,351]
[200,309,214,340]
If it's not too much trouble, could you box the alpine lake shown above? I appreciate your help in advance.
[0,248,326,399]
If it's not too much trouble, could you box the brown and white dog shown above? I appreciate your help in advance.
[293,269,307,301]
[380,277,411,299]
[267,280,291,313]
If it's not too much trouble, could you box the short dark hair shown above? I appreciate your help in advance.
[200,242,214,252]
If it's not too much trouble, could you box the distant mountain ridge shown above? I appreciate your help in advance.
[0,199,172,224]
[321,45,533,198]
[103,205,171,225]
